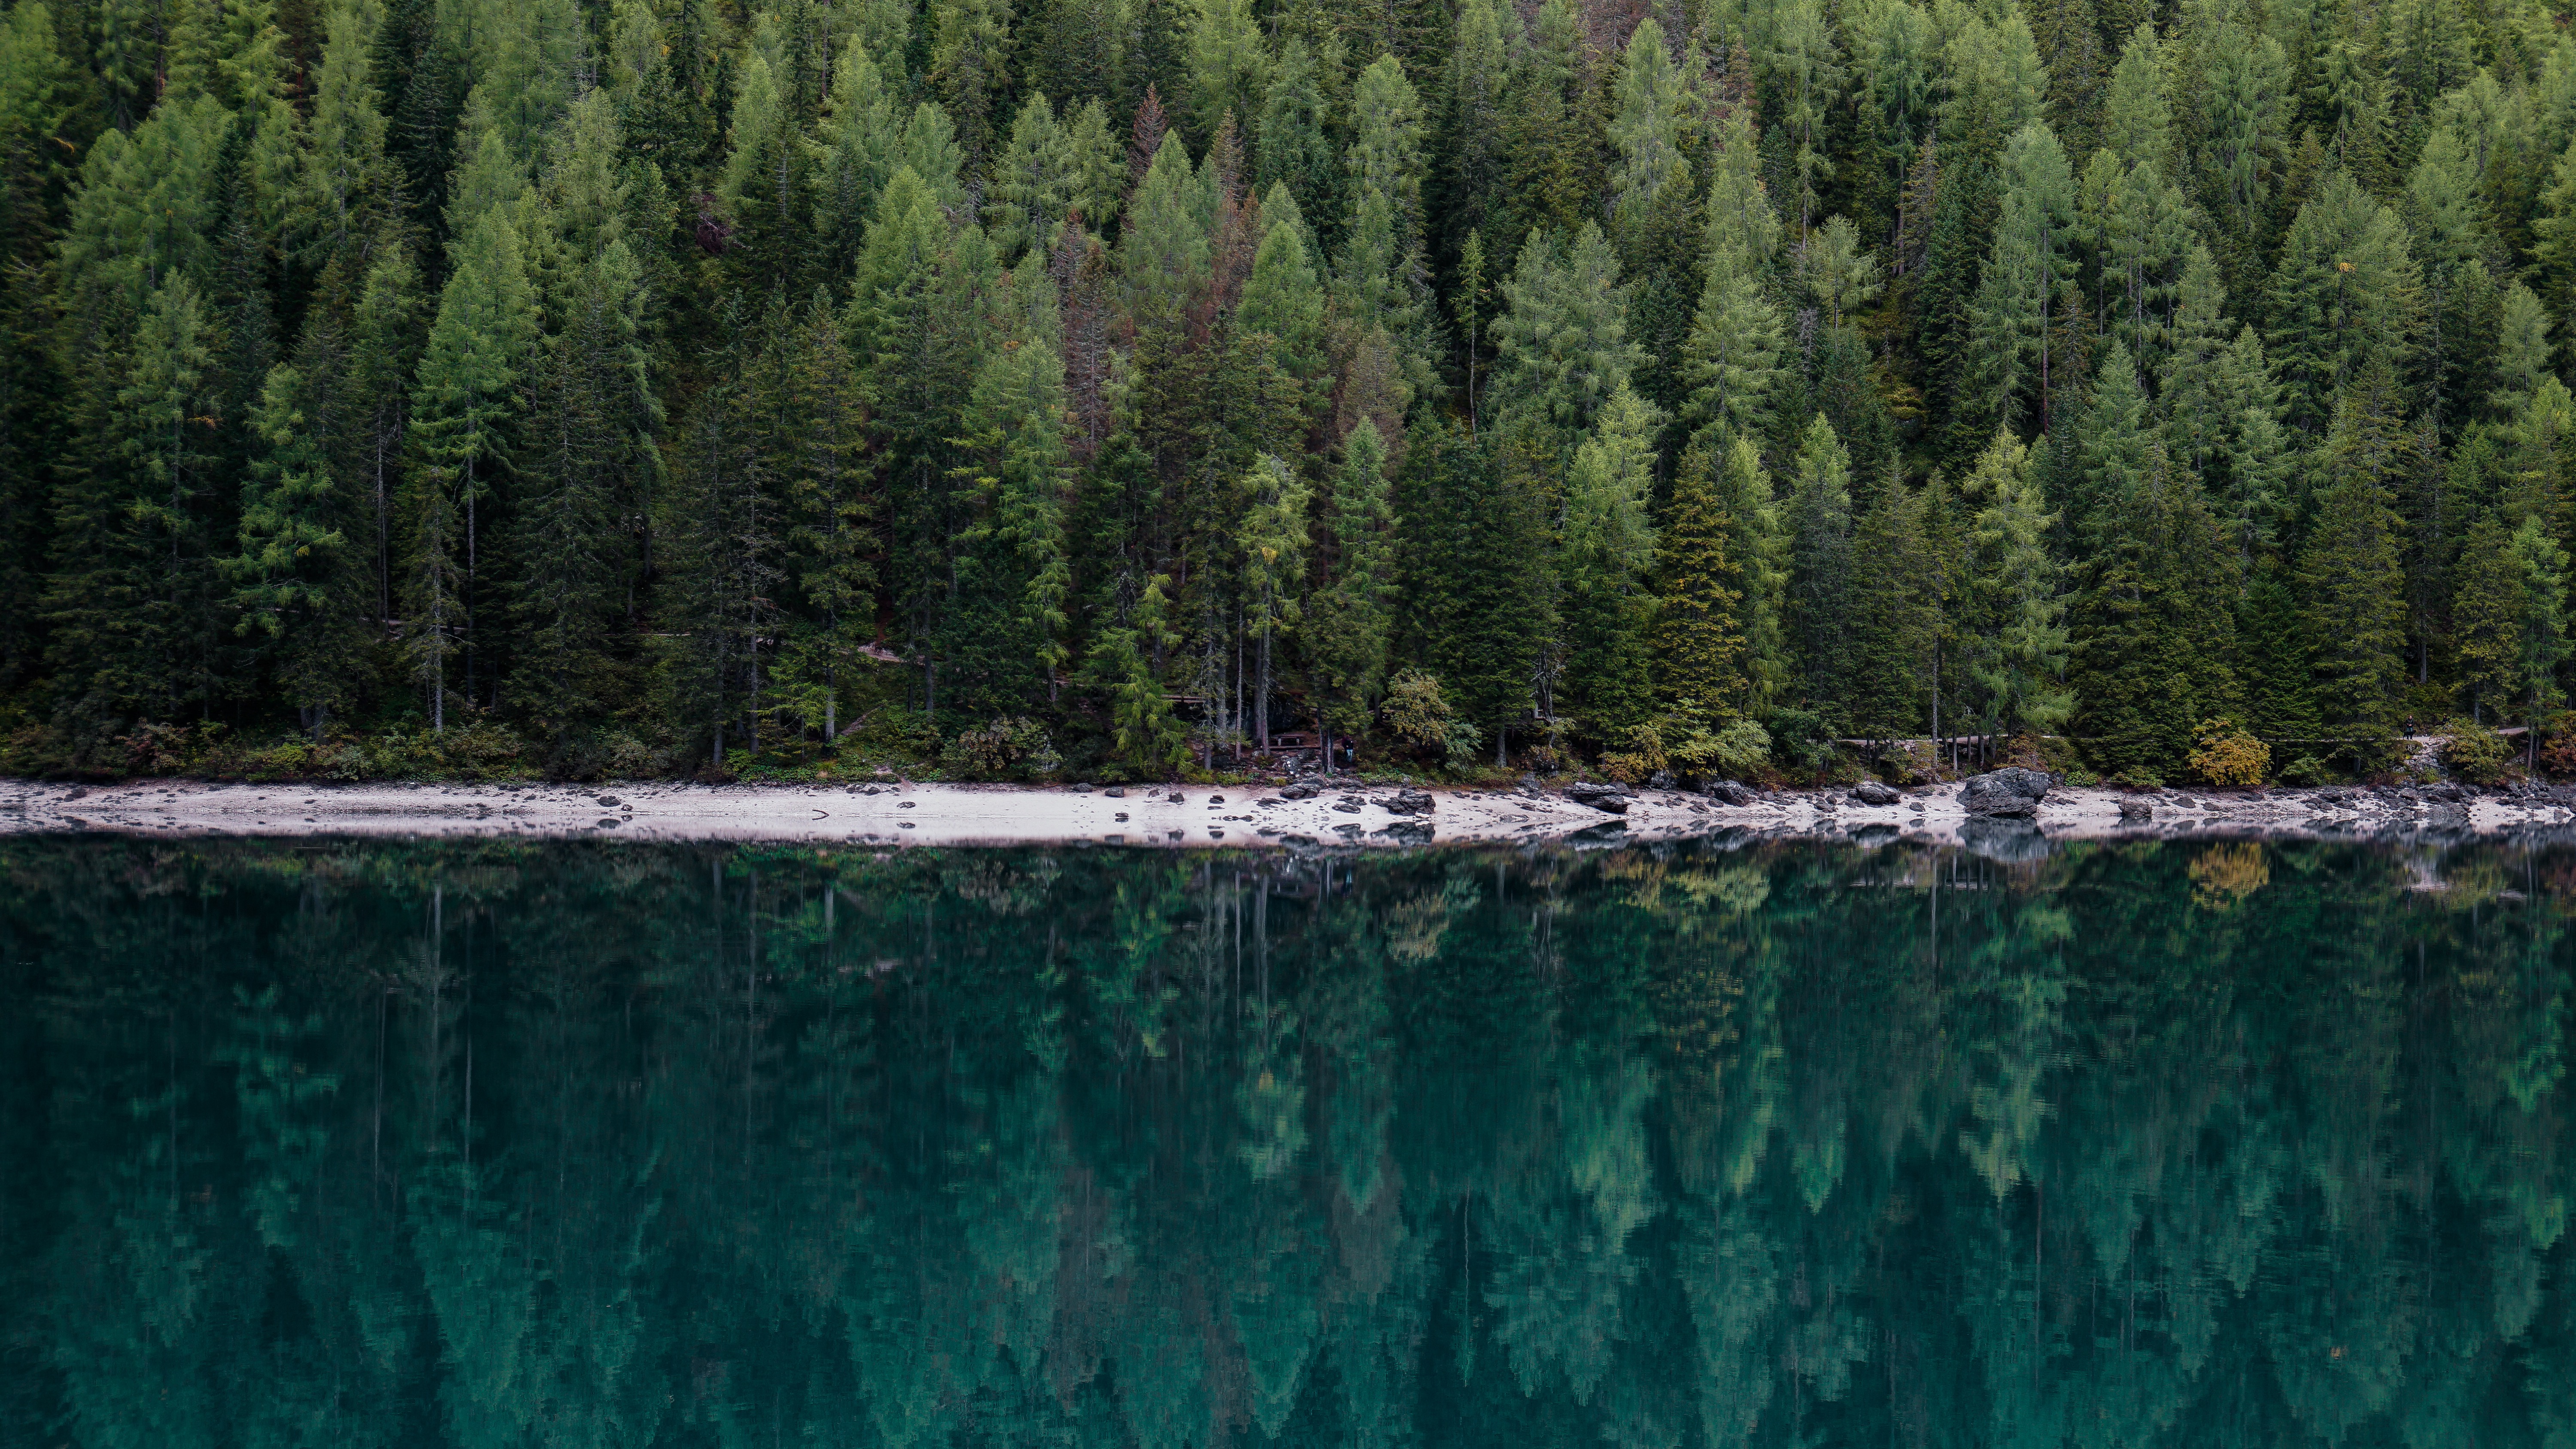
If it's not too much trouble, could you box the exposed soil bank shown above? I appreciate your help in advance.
[6,777,2573,849]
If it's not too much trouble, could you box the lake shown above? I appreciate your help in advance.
[2,833,2569,1447]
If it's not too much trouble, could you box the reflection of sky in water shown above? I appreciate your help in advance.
[2,835,2570,1447]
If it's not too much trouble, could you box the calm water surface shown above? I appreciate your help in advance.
[3,834,2571,1447]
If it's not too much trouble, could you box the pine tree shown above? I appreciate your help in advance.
[1238,190,1326,389]
[291,0,398,278]
[0,0,70,689]
[1310,419,1394,756]
[1844,466,1940,741]
[1960,426,2072,741]
[1490,223,1639,453]
[1713,431,1791,713]
[781,291,872,736]
[1403,421,1539,756]
[1255,37,1339,238]
[1762,0,1842,231]
[1185,0,1265,149]
[2267,171,2424,434]
[927,0,1011,158]
[2099,23,2172,176]
[1652,438,1745,719]
[1558,385,1660,735]
[1437,0,1511,256]
[507,240,655,745]
[404,206,537,727]
[46,276,228,736]
[1782,413,1855,717]
[2491,284,2552,418]
[1680,252,1784,447]
[2298,362,2416,758]
[1347,55,1427,244]
[2237,565,2318,751]
[2070,342,2152,538]
[2069,444,2240,779]
[811,42,904,279]
[1237,453,1310,747]
[1968,122,2077,434]
[230,349,372,737]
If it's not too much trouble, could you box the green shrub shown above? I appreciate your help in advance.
[1762,706,1841,775]
[940,717,1064,780]
[2275,754,2330,786]
[2441,720,2512,784]
[1668,717,1772,780]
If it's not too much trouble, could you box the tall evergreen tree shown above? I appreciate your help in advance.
[1652,437,1746,720]
[1782,413,1855,718]
[2069,444,2240,779]
[2298,362,2417,757]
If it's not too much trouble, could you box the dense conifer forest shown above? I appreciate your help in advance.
[1,0,2571,782]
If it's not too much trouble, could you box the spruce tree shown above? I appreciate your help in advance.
[2267,171,2424,434]
[1968,122,2077,434]
[2298,362,2416,759]
[1254,40,1340,242]
[1237,453,1310,747]
[1558,385,1660,736]
[1843,466,1939,742]
[1652,438,1745,719]
[1310,419,1394,759]
[404,206,537,727]
[1712,432,1791,714]
[46,277,228,735]
[2069,444,2240,779]
[1961,427,2072,743]
[1782,413,1855,718]
[1403,421,1539,758]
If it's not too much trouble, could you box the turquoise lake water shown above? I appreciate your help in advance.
[2,833,2570,1446]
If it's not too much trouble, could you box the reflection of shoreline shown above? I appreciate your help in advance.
[4,777,2572,850]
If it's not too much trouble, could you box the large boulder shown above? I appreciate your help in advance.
[1383,788,1437,817]
[1564,781,1633,815]
[1961,767,2053,817]
[1850,781,1900,807]
[1707,780,1758,807]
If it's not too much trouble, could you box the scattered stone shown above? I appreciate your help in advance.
[1851,781,1900,806]
[1647,770,1677,790]
[1708,780,1758,807]
[2117,798,2153,821]
[596,795,620,807]
[1383,788,1436,817]
[1333,797,1365,813]
[1103,787,1125,798]
[1207,795,1225,804]
[1960,767,2052,818]
[898,801,915,809]
[1280,782,1321,800]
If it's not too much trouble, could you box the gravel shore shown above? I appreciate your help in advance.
[6,775,2574,850]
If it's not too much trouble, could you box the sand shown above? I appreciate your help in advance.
[3,775,2571,850]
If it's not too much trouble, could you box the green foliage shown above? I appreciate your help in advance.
[939,715,1063,779]
[8,0,2575,783]
[2439,718,2510,784]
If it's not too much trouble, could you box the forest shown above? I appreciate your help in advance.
[2,836,2570,1445]
[0,0,2570,784]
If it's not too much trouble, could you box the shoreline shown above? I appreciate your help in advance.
[6,777,2575,851]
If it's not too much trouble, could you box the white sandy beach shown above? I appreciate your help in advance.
[3,775,2570,848]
